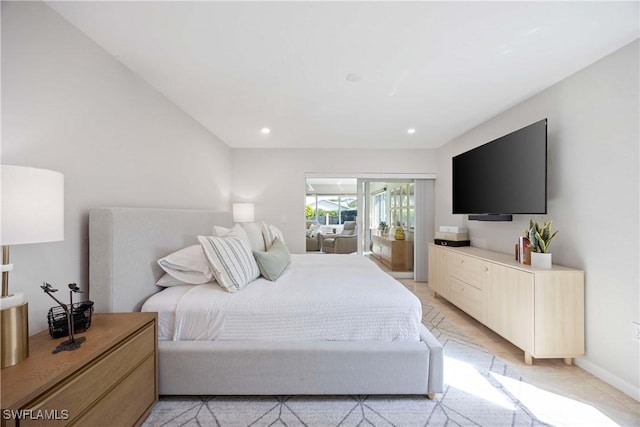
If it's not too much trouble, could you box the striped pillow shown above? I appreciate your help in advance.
[262,222,286,250]
[198,235,260,292]
[212,224,253,250]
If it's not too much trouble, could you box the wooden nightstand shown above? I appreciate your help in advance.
[1,312,158,427]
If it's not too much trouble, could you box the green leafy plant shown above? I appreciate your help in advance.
[527,219,558,253]
[378,221,387,230]
[305,205,315,220]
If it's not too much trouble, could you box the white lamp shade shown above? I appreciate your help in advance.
[232,203,254,223]
[1,165,64,245]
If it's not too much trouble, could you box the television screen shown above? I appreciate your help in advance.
[452,119,547,217]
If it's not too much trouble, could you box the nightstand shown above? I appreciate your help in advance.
[1,312,158,427]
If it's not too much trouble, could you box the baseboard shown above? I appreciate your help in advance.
[574,358,640,402]
[388,271,414,279]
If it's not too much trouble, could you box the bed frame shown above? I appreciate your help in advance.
[89,208,443,397]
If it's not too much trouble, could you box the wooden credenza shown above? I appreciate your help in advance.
[428,243,584,365]
[371,234,414,271]
[1,312,158,427]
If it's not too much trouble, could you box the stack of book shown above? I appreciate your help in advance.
[434,226,470,247]
[516,236,531,264]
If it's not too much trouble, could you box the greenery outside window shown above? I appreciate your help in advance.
[306,194,357,225]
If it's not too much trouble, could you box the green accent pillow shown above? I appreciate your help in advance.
[253,237,291,281]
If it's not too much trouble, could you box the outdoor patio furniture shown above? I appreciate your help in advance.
[320,221,357,254]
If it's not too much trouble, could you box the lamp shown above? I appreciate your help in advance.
[232,203,255,223]
[1,165,64,368]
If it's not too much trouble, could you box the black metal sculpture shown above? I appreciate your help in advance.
[41,282,86,353]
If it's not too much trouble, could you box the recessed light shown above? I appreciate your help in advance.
[346,73,363,83]
[407,128,416,134]
[261,128,271,134]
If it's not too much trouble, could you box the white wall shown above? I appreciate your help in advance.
[1,1,232,334]
[231,149,437,254]
[435,40,640,399]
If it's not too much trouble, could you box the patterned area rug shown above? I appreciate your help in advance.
[143,300,548,427]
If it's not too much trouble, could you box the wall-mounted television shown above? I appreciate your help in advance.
[452,119,547,221]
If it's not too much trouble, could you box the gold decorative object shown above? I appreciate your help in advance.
[1,300,29,368]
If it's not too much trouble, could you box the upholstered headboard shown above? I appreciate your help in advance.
[89,208,232,313]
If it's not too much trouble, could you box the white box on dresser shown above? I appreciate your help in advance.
[428,243,584,365]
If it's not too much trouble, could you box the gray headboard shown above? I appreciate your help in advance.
[89,208,232,313]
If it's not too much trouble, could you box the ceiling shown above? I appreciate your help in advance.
[306,178,411,195]
[306,178,357,194]
[47,1,639,149]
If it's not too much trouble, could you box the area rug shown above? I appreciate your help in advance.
[143,300,548,427]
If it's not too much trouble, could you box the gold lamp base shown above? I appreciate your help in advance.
[1,301,29,368]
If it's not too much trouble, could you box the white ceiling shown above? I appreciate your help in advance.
[306,178,357,194]
[47,1,639,149]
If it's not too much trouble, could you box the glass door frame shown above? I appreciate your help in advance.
[305,173,435,272]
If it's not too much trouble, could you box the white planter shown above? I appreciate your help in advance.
[531,252,552,269]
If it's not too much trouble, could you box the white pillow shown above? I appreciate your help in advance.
[241,222,266,252]
[308,223,320,238]
[157,245,214,284]
[212,224,232,235]
[198,234,260,293]
[262,222,286,250]
[155,273,212,287]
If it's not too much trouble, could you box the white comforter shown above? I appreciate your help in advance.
[142,254,422,342]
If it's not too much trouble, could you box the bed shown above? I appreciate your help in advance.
[89,207,443,397]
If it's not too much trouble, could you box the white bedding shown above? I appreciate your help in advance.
[142,254,422,342]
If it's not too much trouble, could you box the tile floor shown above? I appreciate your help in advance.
[399,277,640,426]
[326,253,638,424]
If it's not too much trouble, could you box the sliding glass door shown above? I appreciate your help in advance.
[305,174,434,280]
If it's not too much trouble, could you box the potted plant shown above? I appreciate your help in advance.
[527,219,558,269]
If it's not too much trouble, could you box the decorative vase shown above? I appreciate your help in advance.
[394,226,406,240]
[531,252,552,269]
[523,246,532,265]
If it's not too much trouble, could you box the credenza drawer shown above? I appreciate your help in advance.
[380,244,392,260]
[447,252,484,289]
[73,354,156,427]
[448,276,483,322]
[23,324,155,426]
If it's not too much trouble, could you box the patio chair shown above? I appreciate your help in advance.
[320,221,357,254]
